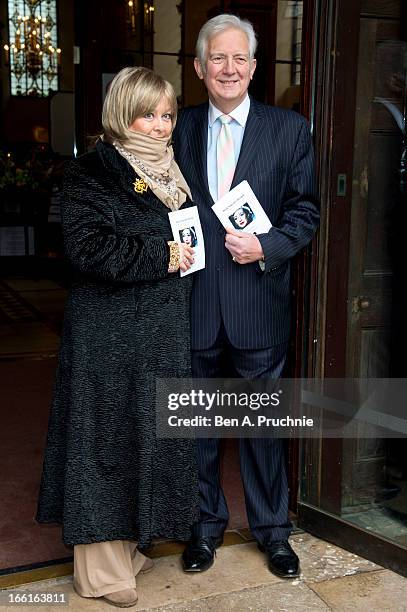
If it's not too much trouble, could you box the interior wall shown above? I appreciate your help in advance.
[153,0,182,98]
[0,0,285,146]
[0,0,10,137]
[275,2,295,105]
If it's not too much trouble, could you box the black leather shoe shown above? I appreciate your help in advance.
[259,540,300,578]
[182,536,223,572]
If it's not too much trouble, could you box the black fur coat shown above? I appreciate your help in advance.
[36,140,199,547]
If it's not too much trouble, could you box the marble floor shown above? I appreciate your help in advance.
[346,504,407,547]
[0,278,65,359]
[0,276,250,570]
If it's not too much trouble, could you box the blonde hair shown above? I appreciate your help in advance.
[102,67,177,144]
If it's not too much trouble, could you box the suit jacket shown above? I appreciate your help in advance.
[173,97,320,351]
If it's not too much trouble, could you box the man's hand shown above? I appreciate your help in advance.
[225,227,264,264]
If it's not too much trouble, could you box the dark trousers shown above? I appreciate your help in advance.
[191,325,292,545]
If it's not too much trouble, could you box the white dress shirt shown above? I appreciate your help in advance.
[207,95,251,202]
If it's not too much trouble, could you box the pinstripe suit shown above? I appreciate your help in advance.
[173,97,319,544]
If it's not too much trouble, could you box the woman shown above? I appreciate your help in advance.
[180,226,198,247]
[230,203,255,230]
[36,67,199,608]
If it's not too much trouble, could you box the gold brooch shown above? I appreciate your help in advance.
[133,178,148,193]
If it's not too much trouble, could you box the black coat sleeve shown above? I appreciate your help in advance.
[61,161,170,284]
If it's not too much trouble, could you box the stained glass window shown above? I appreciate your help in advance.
[5,0,60,96]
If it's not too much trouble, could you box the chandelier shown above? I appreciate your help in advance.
[126,1,155,36]
[3,0,61,96]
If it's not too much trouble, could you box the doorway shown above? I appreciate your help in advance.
[0,0,317,573]
[298,0,407,576]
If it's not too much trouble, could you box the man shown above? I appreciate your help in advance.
[173,14,319,578]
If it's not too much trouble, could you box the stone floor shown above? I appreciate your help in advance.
[1,532,406,611]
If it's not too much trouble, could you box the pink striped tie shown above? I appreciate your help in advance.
[217,114,236,199]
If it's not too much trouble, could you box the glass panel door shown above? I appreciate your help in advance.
[300,0,407,574]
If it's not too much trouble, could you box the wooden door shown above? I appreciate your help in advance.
[342,9,404,512]
[298,0,407,576]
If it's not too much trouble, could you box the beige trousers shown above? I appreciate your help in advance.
[73,540,147,598]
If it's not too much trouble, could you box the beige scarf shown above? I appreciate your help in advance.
[113,131,191,211]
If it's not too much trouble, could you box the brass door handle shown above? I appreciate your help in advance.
[352,297,371,313]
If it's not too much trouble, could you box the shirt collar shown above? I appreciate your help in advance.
[208,95,251,128]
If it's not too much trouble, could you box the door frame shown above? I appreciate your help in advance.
[297,0,407,577]
[286,0,319,510]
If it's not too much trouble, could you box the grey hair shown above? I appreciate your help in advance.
[102,66,177,144]
[196,14,257,69]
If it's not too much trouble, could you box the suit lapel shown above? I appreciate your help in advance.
[188,103,212,202]
[231,98,265,189]
[184,100,267,200]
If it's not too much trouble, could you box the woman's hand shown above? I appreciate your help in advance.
[179,243,195,272]
[168,241,195,273]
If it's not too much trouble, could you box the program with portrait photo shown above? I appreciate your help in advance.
[229,203,255,230]
[179,226,198,247]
